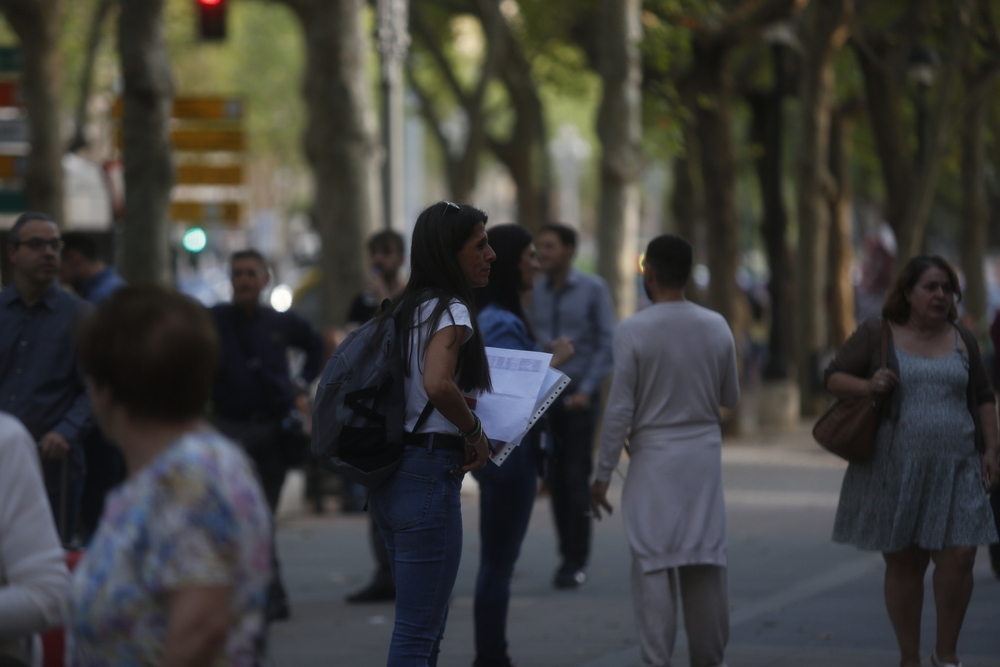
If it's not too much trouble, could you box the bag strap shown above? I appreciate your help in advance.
[880,318,888,371]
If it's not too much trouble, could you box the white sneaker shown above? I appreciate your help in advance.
[930,653,962,667]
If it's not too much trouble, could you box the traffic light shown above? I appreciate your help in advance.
[182,227,208,253]
[197,0,227,41]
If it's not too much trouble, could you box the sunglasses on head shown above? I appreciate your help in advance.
[442,201,460,213]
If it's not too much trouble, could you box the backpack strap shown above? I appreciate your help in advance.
[413,400,434,433]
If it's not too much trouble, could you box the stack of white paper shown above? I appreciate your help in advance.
[476,347,571,466]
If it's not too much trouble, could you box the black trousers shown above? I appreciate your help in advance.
[212,417,289,606]
[546,398,597,571]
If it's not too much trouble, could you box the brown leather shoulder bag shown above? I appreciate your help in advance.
[812,319,889,463]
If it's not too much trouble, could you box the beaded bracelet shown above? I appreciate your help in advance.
[458,414,482,441]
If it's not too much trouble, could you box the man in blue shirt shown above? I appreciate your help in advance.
[59,232,127,303]
[210,249,325,622]
[60,231,128,542]
[530,223,616,589]
[0,212,91,543]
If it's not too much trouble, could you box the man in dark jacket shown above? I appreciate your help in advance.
[211,249,324,621]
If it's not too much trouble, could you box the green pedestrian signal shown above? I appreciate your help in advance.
[182,227,207,253]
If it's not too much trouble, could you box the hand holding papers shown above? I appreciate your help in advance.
[476,348,571,466]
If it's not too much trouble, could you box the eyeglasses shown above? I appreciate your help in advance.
[14,237,64,253]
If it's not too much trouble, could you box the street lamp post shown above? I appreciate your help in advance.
[377,0,410,231]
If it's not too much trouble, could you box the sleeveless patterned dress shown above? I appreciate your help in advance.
[833,331,998,552]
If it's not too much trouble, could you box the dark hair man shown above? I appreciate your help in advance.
[343,229,407,604]
[591,235,740,667]
[529,222,616,589]
[60,231,129,541]
[59,233,127,304]
[0,212,92,543]
[210,249,325,622]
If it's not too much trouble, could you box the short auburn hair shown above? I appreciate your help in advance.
[881,255,961,324]
[79,285,219,421]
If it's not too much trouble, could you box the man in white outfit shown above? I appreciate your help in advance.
[591,235,739,667]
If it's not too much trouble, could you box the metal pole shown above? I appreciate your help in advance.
[377,0,409,231]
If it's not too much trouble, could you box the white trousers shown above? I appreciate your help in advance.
[630,557,730,667]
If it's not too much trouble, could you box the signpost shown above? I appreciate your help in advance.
[114,95,247,228]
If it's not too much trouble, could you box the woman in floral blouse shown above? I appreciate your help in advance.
[69,285,272,667]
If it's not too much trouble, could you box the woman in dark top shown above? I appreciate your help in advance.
[472,224,572,667]
[824,255,999,667]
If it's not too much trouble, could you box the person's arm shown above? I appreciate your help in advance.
[0,419,69,637]
[578,282,616,399]
[160,586,233,667]
[979,402,999,493]
[591,327,637,520]
[824,319,897,398]
[720,328,741,410]
[50,302,94,449]
[286,313,326,384]
[422,325,490,471]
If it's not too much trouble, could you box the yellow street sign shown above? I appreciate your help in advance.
[114,128,245,152]
[172,129,244,152]
[0,154,25,179]
[176,164,243,185]
[170,201,243,225]
[112,96,243,120]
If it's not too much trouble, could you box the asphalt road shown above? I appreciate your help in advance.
[266,424,1000,666]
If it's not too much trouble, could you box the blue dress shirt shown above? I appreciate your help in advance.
[79,267,127,303]
[0,283,92,443]
[210,303,325,419]
[529,267,616,397]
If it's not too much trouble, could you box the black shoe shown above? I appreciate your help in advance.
[553,565,586,589]
[266,595,291,623]
[346,581,396,603]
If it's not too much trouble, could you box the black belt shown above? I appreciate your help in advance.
[404,432,466,452]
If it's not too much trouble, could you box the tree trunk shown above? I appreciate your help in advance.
[748,45,791,381]
[285,0,377,328]
[117,0,173,284]
[68,0,115,153]
[960,85,989,330]
[594,0,642,320]
[827,107,856,348]
[796,0,851,415]
[0,0,64,221]
[692,40,740,329]
[853,36,911,238]
[896,0,974,261]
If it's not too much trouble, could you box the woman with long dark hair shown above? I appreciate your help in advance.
[369,201,495,666]
[472,224,573,667]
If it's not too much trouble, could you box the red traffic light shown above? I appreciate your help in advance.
[196,0,226,41]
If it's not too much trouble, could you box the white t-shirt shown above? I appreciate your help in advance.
[404,298,479,434]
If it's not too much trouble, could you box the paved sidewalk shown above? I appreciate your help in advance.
[267,423,1000,667]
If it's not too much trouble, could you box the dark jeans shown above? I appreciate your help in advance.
[370,440,466,667]
[41,441,85,545]
[369,515,395,589]
[212,417,290,607]
[546,398,596,571]
[472,431,539,666]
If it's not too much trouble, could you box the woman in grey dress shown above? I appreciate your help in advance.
[825,255,999,667]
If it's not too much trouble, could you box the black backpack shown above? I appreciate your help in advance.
[312,312,432,489]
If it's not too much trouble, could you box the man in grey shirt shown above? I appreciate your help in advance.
[530,223,615,588]
[0,212,91,543]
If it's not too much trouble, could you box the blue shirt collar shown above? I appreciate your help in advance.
[546,266,580,290]
[0,281,59,309]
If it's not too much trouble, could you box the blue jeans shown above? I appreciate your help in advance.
[471,431,539,666]
[370,441,466,667]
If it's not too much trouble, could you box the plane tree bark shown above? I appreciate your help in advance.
[276,0,378,328]
[117,0,173,284]
[0,0,64,222]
